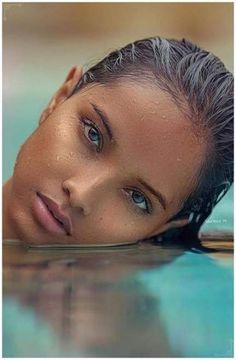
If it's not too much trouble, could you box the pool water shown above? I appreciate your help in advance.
[3,239,233,357]
[3,95,234,357]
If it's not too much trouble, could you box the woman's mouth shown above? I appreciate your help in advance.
[32,192,71,236]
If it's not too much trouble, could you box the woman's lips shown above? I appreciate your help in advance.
[33,192,72,236]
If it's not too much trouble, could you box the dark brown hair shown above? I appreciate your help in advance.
[70,36,233,249]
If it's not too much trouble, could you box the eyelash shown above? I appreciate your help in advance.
[80,117,103,152]
[79,116,152,215]
[124,188,152,215]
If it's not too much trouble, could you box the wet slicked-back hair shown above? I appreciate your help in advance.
[71,36,233,249]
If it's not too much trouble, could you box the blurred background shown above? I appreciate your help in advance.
[3,2,233,232]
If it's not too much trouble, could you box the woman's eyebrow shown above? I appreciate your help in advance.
[89,102,114,141]
[89,102,167,211]
[137,178,167,211]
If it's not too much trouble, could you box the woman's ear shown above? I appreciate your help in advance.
[149,217,190,238]
[39,66,82,124]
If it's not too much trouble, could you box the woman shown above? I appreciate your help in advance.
[3,36,233,247]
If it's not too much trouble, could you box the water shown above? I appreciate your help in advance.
[3,94,234,357]
[3,239,233,357]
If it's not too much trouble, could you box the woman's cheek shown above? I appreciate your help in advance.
[78,206,144,244]
[103,199,153,241]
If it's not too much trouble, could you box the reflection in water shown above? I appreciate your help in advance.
[135,251,233,357]
[3,240,233,357]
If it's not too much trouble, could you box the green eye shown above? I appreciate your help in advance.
[82,119,103,151]
[127,189,151,214]
[85,125,100,146]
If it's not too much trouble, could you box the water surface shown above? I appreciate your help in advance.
[3,239,233,357]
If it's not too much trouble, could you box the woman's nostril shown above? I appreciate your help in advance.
[62,181,89,215]
[62,181,71,198]
[64,187,70,196]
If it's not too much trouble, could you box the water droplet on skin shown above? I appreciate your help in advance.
[69,151,74,157]
[25,156,32,166]
[162,115,166,119]
[177,157,182,162]
[56,156,60,161]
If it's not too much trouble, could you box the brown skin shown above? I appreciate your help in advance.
[3,66,206,245]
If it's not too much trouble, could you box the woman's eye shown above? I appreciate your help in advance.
[127,189,152,214]
[82,119,103,152]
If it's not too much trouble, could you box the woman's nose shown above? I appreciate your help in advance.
[62,171,113,215]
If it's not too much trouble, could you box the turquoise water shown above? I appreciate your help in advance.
[3,241,233,357]
[3,95,234,357]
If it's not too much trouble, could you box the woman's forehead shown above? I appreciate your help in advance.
[72,82,206,208]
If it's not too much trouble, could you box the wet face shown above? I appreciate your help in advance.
[7,80,206,245]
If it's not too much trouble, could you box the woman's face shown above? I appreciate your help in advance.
[8,76,205,245]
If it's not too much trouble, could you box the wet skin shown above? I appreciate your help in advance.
[3,70,206,245]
